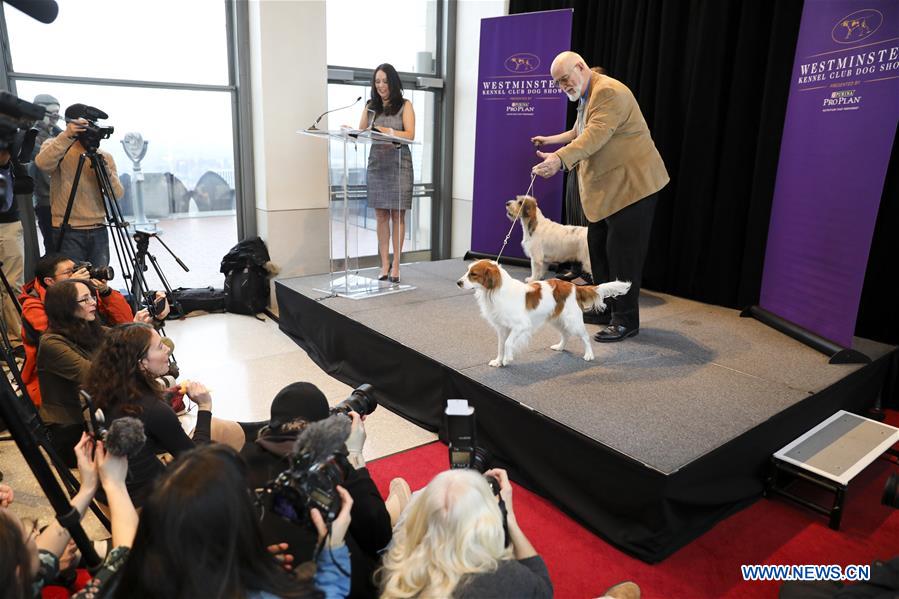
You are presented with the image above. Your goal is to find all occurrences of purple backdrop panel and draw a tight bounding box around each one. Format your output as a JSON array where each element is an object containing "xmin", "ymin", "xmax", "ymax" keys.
[
  {"xmin": 470, "ymin": 10, "xmax": 572, "ymax": 259},
  {"xmin": 760, "ymin": 0, "xmax": 899, "ymax": 348}
]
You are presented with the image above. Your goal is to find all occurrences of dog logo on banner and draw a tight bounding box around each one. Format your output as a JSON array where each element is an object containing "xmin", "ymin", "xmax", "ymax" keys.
[
  {"xmin": 505, "ymin": 53, "xmax": 540, "ymax": 73},
  {"xmin": 832, "ymin": 9, "xmax": 883, "ymax": 44}
]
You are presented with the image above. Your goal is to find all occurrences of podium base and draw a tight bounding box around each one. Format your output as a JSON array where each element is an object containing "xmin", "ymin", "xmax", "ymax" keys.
[{"xmin": 314, "ymin": 273, "xmax": 415, "ymax": 300}]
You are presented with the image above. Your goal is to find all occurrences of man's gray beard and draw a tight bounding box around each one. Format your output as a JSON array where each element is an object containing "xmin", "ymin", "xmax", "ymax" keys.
[{"xmin": 565, "ymin": 89, "xmax": 581, "ymax": 102}]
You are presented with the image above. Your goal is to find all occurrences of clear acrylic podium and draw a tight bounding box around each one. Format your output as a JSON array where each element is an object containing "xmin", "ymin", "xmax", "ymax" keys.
[{"xmin": 298, "ymin": 127, "xmax": 416, "ymax": 299}]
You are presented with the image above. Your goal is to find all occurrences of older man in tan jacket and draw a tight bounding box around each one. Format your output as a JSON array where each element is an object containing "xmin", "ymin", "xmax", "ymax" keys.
[{"xmin": 533, "ymin": 51, "xmax": 669, "ymax": 342}]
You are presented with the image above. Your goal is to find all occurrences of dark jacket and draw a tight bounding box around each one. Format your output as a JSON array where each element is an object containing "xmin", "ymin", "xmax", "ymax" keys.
[
  {"xmin": 107, "ymin": 392, "xmax": 211, "ymax": 506},
  {"xmin": 36, "ymin": 331, "xmax": 95, "ymax": 425},
  {"xmin": 241, "ymin": 434, "xmax": 392, "ymax": 599}
]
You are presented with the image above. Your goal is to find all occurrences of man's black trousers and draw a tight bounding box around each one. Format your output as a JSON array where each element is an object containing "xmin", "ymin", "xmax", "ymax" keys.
[{"xmin": 587, "ymin": 194, "xmax": 657, "ymax": 330}]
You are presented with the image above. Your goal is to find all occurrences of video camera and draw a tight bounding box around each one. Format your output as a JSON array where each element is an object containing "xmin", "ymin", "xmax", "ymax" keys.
[
  {"xmin": 65, "ymin": 104, "xmax": 114, "ymax": 152},
  {"xmin": 0, "ymin": 92, "xmax": 45, "ymax": 202},
  {"xmin": 260, "ymin": 415, "xmax": 351, "ymax": 527},
  {"xmin": 445, "ymin": 399, "xmax": 500, "ymax": 495},
  {"xmin": 75, "ymin": 261, "xmax": 114, "ymax": 281},
  {"xmin": 0, "ymin": 91, "xmax": 45, "ymax": 151}
]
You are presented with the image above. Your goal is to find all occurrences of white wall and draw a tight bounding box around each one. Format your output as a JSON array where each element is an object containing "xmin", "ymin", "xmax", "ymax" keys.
[
  {"xmin": 248, "ymin": 0, "xmax": 330, "ymax": 282},
  {"xmin": 451, "ymin": 0, "xmax": 509, "ymax": 257}
]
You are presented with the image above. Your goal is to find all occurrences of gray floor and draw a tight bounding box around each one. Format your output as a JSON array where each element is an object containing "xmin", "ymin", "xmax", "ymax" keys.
[{"xmin": 281, "ymin": 258, "xmax": 895, "ymax": 474}]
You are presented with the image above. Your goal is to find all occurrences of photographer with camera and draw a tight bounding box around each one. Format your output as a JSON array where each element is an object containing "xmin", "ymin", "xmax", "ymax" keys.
[
  {"xmin": 99, "ymin": 443, "xmax": 351, "ymax": 599},
  {"xmin": 34, "ymin": 109, "xmax": 124, "ymax": 266},
  {"xmin": 84, "ymin": 323, "xmax": 245, "ymax": 506},
  {"xmin": 27, "ymin": 94, "xmax": 62, "ymax": 253},
  {"xmin": 0, "ymin": 433, "xmax": 138, "ymax": 599},
  {"xmin": 19, "ymin": 253, "xmax": 161, "ymax": 408},
  {"xmin": 0, "ymin": 146, "xmax": 26, "ymax": 355},
  {"xmin": 242, "ymin": 382, "xmax": 401, "ymax": 599},
  {"xmin": 378, "ymin": 468, "xmax": 552, "ymax": 599}
]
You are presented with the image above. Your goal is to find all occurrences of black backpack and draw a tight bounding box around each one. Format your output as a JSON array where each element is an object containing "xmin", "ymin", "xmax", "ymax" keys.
[{"xmin": 220, "ymin": 237, "xmax": 272, "ymax": 315}]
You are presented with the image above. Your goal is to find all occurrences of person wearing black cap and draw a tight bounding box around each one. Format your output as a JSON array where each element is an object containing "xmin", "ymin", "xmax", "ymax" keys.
[
  {"xmin": 240, "ymin": 382, "xmax": 406, "ymax": 599},
  {"xmin": 29, "ymin": 94, "xmax": 62, "ymax": 252}
]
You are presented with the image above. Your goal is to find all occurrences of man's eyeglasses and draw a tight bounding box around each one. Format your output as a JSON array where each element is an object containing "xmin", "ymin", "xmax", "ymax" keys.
[
  {"xmin": 553, "ymin": 65, "xmax": 578, "ymax": 87},
  {"xmin": 54, "ymin": 267, "xmax": 76, "ymax": 278},
  {"xmin": 76, "ymin": 295, "xmax": 97, "ymax": 305}
]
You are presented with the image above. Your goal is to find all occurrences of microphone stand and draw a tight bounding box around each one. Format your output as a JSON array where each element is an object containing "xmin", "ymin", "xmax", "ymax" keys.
[{"xmin": 307, "ymin": 96, "xmax": 362, "ymax": 131}]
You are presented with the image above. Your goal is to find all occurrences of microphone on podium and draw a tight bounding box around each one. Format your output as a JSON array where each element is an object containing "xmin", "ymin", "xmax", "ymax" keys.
[{"xmin": 308, "ymin": 96, "xmax": 362, "ymax": 131}]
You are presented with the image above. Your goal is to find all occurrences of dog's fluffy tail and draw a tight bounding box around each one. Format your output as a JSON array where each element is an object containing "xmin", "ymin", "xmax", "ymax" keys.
[{"xmin": 574, "ymin": 280, "xmax": 631, "ymax": 312}]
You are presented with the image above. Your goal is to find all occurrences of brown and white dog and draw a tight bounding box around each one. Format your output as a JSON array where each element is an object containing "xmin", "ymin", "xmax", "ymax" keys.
[
  {"xmin": 457, "ymin": 260, "xmax": 630, "ymax": 366},
  {"xmin": 505, "ymin": 195, "xmax": 591, "ymax": 283}
]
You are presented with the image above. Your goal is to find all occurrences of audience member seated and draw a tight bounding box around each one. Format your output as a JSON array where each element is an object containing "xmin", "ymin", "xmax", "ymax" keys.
[
  {"xmin": 379, "ymin": 468, "xmax": 553, "ymax": 599},
  {"xmin": 37, "ymin": 279, "xmax": 118, "ymax": 466},
  {"xmin": 19, "ymin": 253, "xmax": 166, "ymax": 408},
  {"xmin": 83, "ymin": 323, "xmax": 244, "ymax": 506},
  {"xmin": 107, "ymin": 444, "xmax": 352, "ymax": 599},
  {"xmin": 0, "ymin": 434, "xmax": 137, "ymax": 599},
  {"xmin": 241, "ymin": 381, "xmax": 402, "ymax": 599}
]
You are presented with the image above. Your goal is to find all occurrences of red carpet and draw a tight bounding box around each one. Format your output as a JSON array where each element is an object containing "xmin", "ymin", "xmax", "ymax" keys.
[{"xmin": 368, "ymin": 422, "xmax": 899, "ymax": 599}]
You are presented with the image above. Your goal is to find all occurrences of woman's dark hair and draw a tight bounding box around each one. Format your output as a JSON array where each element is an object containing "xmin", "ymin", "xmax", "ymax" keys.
[
  {"xmin": 84, "ymin": 323, "xmax": 161, "ymax": 415},
  {"xmin": 0, "ymin": 510, "xmax": 31, "ymax": 599},
  {"xmin": 112, "ymin": 445, "xmax": 320, "ymax": 599},
  {"xmin": 368, "ymin": 63, "xmax": 405, "ymax": 117},
  {"xmin": 44, "ymin": 279, "xmax": 106, "ymax": 353}
]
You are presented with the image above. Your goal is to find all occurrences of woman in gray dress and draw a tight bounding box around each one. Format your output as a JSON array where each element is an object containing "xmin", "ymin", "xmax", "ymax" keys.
[{"xmin": 359, "ymin": 63, "xmax": 415, "ymax": 284}]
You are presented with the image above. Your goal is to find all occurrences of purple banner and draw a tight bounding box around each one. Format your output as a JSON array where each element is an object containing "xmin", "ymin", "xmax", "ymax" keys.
[
  {"xmin": 760, "ymin": 0, "xmax": 899, "ymax": 348},
  {"xmin": 470, "ymin": 10, "xmax": 572, "ymax": 259}
]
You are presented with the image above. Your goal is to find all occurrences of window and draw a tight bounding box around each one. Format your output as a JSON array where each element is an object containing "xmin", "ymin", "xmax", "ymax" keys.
[
  {"xmin": 2, "ymin": 0, "xmax": 241, "ymax": 288},
  {"xmin": 323, "ymin": 0, "xmax": 448, "ymax": 267},
  {"xmin": 4, "ymin": 0, "xmax": 229, "ymax": 85},
  {"xmin": 326, "ymin": 0, "xmax": 439, "ymax": 74}
]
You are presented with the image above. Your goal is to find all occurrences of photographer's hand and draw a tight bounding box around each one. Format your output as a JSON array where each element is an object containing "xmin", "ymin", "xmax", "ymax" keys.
[
  {"xmin": 74, "ymin": 433, "xmax": 99, "ymax": 495},
  {"xmin": 266, "ymin": 542, "xmax": 294, "ymax": 572},
  {"xmin": 65, "ymin": 118, "xmax": 88, "ymax": 140},
  {"xmin": 133, "ymin": 309, "xmax": 153, "ymax": 324},
  {"xmin": 0, "ymin": 483, "xmax": 14, "ymax": 508},
  {"xmin": 90, "ymin": 278, "xmax": 109, "ymax": 294},
  {"xmin": 185, "ymin": 381, "xmax": 212, "ymax": 411},
  {"xmin": 35, "ymin": 434, "xmax": 99, "ymax": 559},
  {"xmin": 154, "ymin": 291, "xmax": 171, "ymax": 320},
  {"xmin": 96, "ymin": 442, "xmax": 139, "ymax": 548},
  {"xmin": 310, "ymin": 486, "xmax": 353, "ymax": 549},
  {"xmin": 484, "ymin": 468, "xmax": 538, "ymax": 560},
  {"xmin": 71, "ymin": 266, "xmax": 90, "ymax": 281},
  {"xmin": 345, "ymin": 412, "xmax": 366, "ymax": 468}
]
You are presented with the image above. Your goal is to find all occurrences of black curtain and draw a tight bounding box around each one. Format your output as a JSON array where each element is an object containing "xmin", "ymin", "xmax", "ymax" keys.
[{"xmin": 508, "ymin": 0, "xmax": 898, "ymax": 359}]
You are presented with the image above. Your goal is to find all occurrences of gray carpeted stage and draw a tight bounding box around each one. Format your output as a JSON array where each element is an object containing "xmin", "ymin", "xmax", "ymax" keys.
[{"xmin": 278, "ymin": 258, "xmax": 894, "ymax": 475}]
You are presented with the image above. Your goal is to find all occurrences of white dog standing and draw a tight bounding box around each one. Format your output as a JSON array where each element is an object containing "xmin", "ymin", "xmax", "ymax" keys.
[
  {"xmin": 505, "ymin": 195, "xmax": 591, "ymax": 283},
  {"xmin": 457, "ymin": 260, "xmax": 630, "ymax": 367}
]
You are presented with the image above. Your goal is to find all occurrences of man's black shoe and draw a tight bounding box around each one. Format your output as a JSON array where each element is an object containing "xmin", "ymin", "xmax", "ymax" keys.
[
  {"xmin": 594, "ymin": 324, "xmax": 638, "ymax": 342},
  {"xmin": 582, "ymin": 310, "xmax": 612, "ymax": 325}
]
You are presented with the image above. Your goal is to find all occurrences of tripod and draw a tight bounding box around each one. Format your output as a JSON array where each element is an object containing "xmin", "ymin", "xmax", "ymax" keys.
[
  {"xmin": 0, "ymin": 263, "xmax": 109, "ymax": 567},
  {"xmin": 54, "ymin": 143, "xmax": 183, "ymax": 320},
  {"xmin": 132, "ymin": 230, "xmax": 189, "ymax": 320}
]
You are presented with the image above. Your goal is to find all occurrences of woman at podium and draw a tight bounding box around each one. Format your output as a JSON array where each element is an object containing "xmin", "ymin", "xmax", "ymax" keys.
[{"xmin": 359, "ymin": 63, "xmax": 416, "ymax": 284}]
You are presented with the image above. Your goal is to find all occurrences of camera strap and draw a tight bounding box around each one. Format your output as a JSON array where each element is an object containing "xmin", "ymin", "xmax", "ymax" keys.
[{"xmin": 497, "ymin": 497, "xmax": 511, "ymax": 548}]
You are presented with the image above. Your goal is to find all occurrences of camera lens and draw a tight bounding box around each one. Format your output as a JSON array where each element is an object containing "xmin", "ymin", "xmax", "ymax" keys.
[
  {"xmin": 331, "ymin": 383, "xmax": 377, "ymax": 417},
  {"xmin": 89, "ymin": 265, "xmax": 114, "ymax": 281}
]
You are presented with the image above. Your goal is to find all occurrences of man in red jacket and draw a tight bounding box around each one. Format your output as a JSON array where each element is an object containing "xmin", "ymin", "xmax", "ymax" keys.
[{"xmin": 18, "ymin": 253, "xmax": 152, "ymax": 407}]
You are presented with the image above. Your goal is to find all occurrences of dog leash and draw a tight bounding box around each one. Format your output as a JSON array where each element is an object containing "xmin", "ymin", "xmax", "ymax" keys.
[{"xmin": 495, "ymin": 173, "xmax": 537, "ymax": 263}]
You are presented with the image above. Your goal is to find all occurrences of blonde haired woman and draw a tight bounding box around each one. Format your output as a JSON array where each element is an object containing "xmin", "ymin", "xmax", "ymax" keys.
[{"xmin": 379, "ymin": 468, "xmax": 552, "ymax": 598}]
